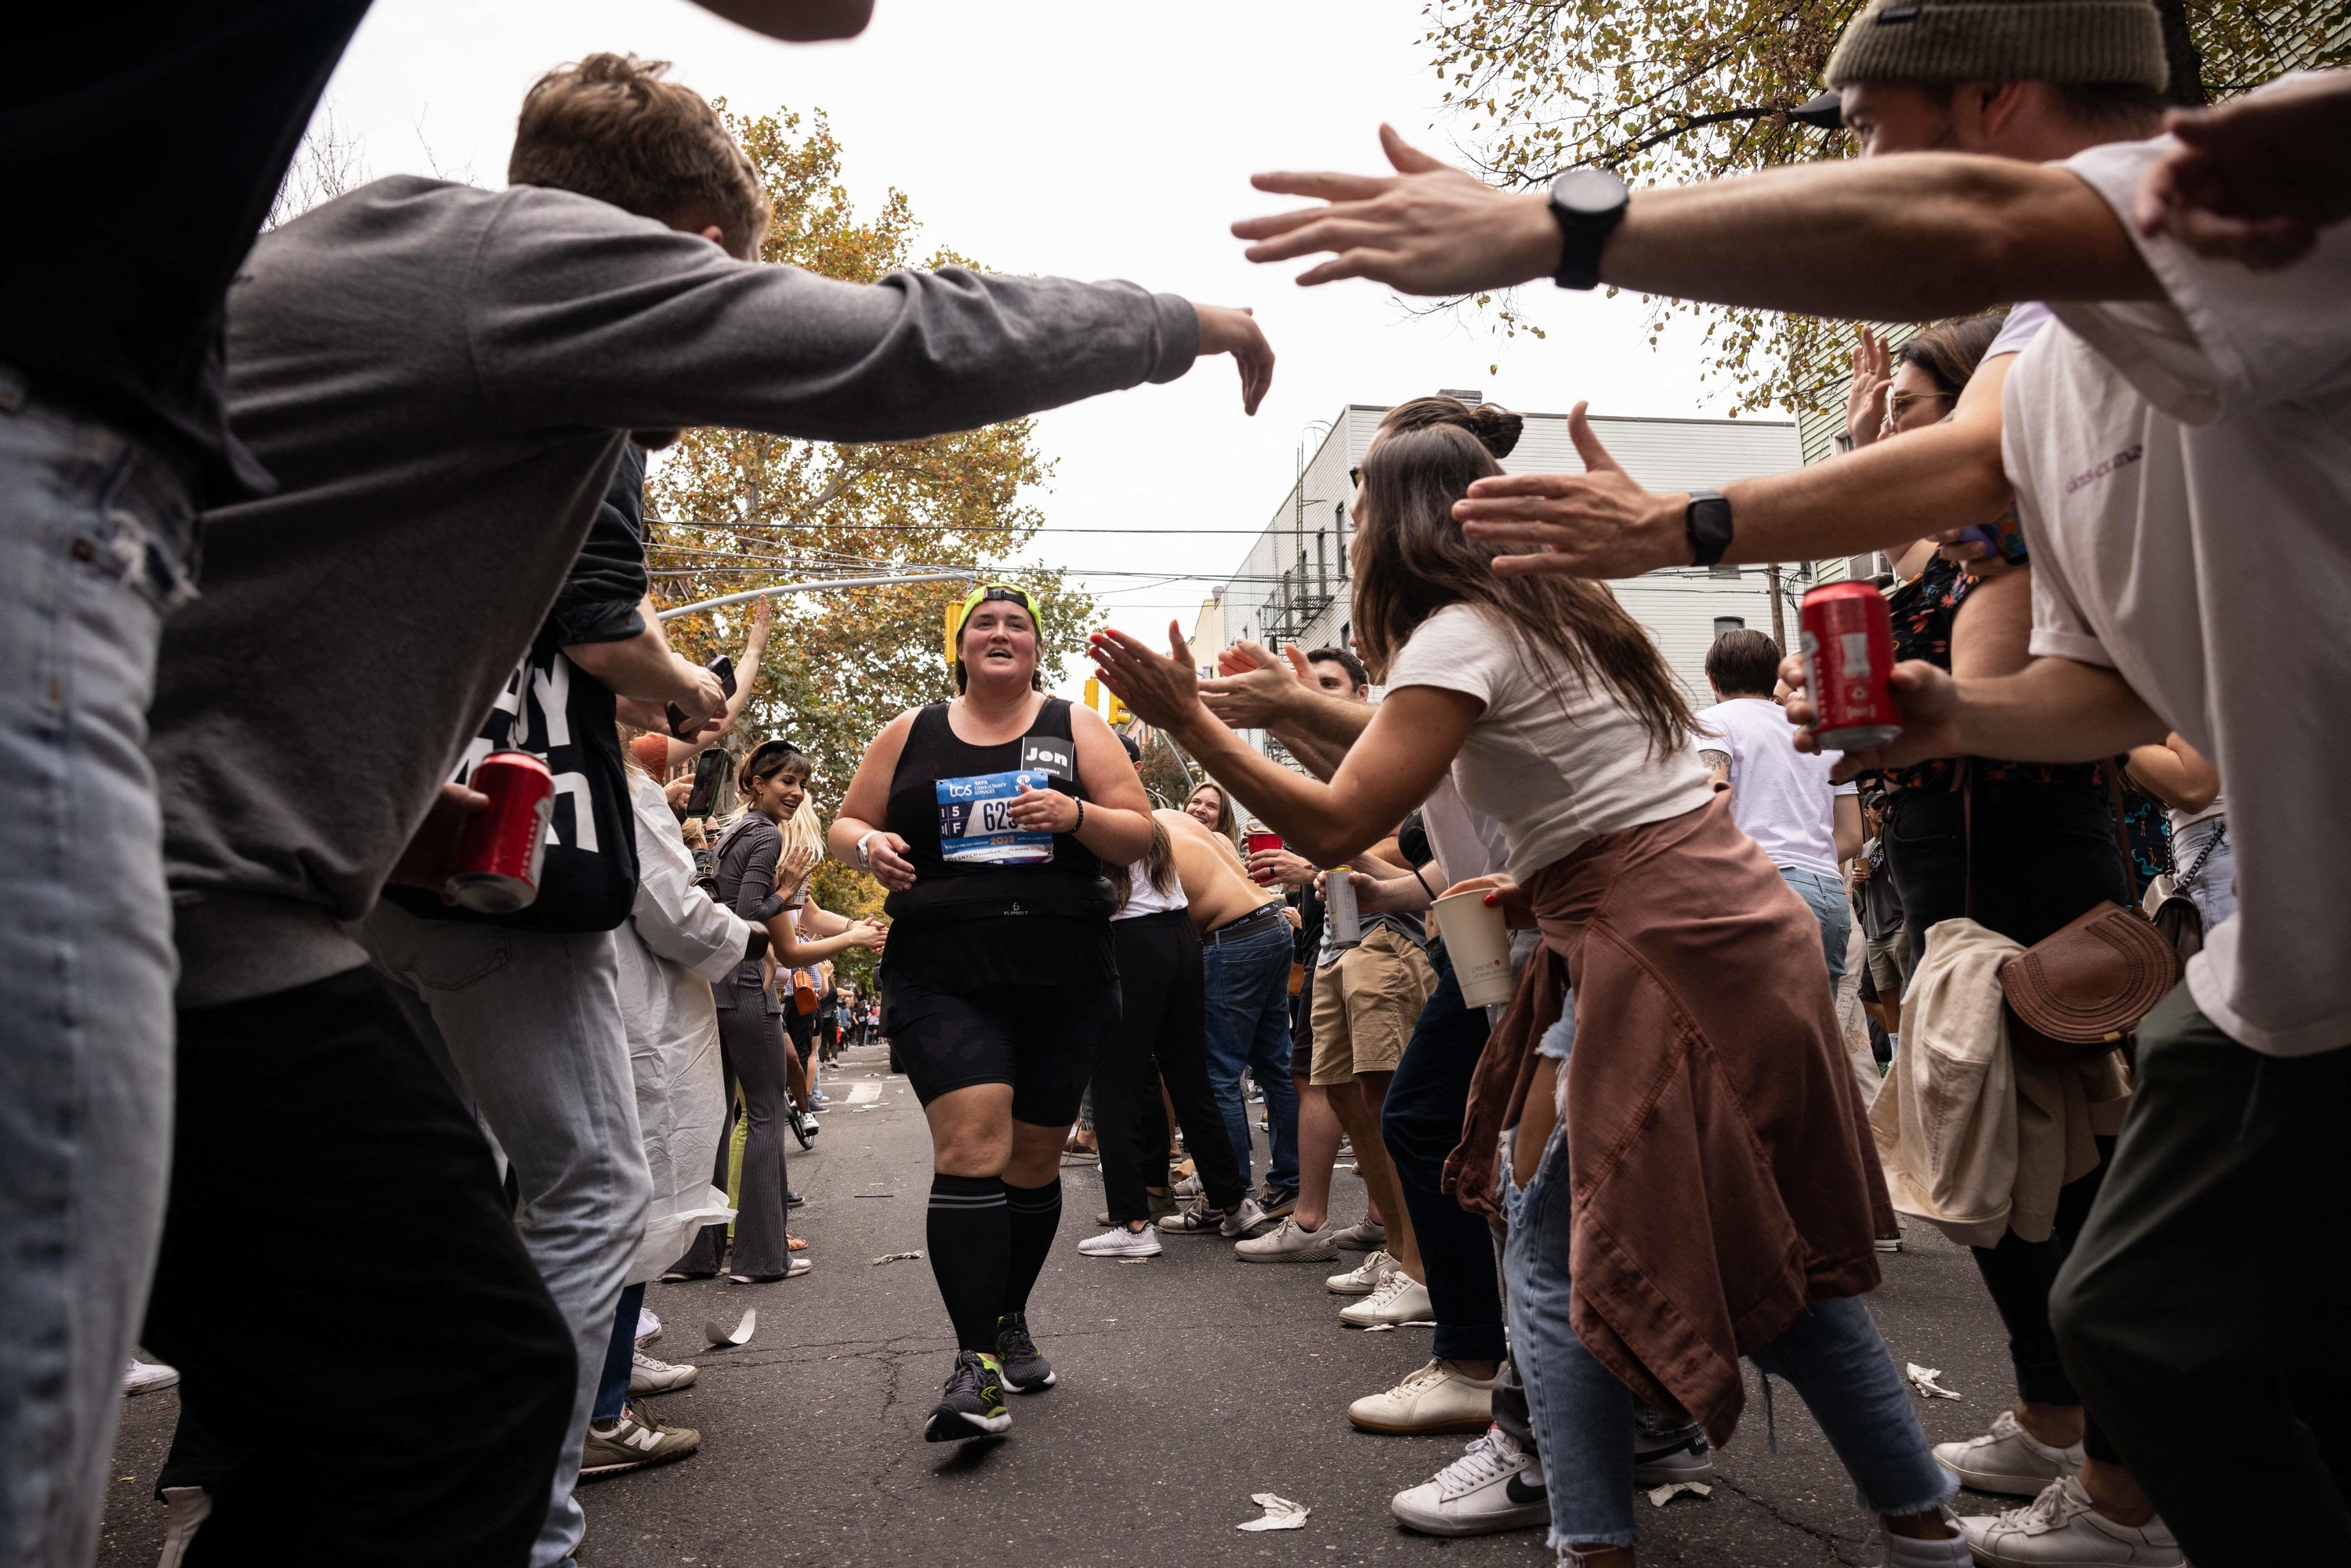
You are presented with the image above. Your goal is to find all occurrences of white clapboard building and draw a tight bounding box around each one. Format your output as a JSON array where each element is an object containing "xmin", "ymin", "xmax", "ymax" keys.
[{"xmin": 1192, "ymin": 400, "xmax": 1807, "ymax": 751}]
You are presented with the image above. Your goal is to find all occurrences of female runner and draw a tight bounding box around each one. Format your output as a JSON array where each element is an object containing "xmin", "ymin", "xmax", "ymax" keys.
[{"xmin": 829, "ymin": 585, "xmax": 1151, "ymax": 1441}]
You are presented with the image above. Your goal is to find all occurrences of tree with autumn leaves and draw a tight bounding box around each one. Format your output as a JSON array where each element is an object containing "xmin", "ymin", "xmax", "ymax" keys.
[
  {"xmin": 649, "ymin": 104, "xmax": 1096, "ymax": 990},
  {"xmin": 1418, "ymin": 0, "xmax": 2347, "ymax": 415}
]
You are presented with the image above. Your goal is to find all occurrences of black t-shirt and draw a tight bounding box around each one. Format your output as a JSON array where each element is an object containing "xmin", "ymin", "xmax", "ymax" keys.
[
  {"xmin": 3, "ymin": 2, "xmax": 374, "ymax": 500},
  {"xmin": 382, "ymin": 447, "xmax": 647, "ymax": 931}
]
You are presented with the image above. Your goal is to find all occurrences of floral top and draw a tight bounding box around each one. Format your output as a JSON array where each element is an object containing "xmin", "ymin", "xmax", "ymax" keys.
[{"xmin": 1882, "ymin": 554, "xmax": 2106, "ymax": 795}]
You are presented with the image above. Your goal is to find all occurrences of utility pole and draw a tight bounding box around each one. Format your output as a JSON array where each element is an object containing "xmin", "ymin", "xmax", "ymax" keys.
[{"xmin": 1766, "ymin": 563, "xmax": 1786, "ymax": 650}]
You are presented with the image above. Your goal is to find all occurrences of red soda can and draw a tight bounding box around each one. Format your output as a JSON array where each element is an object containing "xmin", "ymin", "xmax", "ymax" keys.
[
  {"xmin": 1799, "ymin": 581, "xmax": 1903, "ymax": 751},
  {"xmin": 448, "ymin": 751, "xmax": 555, "ymax": 913}
]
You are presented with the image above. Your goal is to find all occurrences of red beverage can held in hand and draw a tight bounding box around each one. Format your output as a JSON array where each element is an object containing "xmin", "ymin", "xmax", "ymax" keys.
[
  {"xmin": 449, "ymin": 751, "xmax": 556, "ymax": 913},
  {"xmin": 1799, "ymin": 581, "xmax": 1903, "ymax": 752},
  {"xmin": 1244, "ymin": 819, "xmax": 1284, "ymax": 883}
]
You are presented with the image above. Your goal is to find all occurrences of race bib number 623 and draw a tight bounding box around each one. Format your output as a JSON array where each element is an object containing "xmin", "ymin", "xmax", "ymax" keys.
[{"xmin": 936, "ymin": 770, "xmax": 1055, "ymax": 864}]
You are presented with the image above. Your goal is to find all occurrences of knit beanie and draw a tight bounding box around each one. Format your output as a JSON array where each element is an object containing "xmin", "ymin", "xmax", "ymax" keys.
[{"xmin": 1824, "ymin": 0, "xmax": 2168, "ymax": 92}]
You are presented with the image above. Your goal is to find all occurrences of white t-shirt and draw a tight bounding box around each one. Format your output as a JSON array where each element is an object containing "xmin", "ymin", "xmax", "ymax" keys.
[
  {"xmin": 2004, "ymin": 100, "xmax": 2351, "ymax": 1058},
  {"xmin": 1385, "ymin": 603, "xmax": 1713, "ymax": 879},
  {"xmin": 1694, "ymin": 697, "xmax": 1856, "ymax": 878},
  {"xmin": 1986, "ymin": 300, "xmax": 2054, "ymax": 360}
]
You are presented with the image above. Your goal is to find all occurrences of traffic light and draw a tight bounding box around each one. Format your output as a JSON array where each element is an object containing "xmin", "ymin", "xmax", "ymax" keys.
[
  {"xmin": 1084, "ymin": 675, "xmax": 1101, "ymax": 714},
  {"xmin": 1107, "ymin": 693, "xmax": 1132, "ymax": 726}
]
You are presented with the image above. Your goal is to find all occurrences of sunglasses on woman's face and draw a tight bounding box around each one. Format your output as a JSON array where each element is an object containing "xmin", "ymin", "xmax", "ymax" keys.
[{"xmin": 1882, "ymin": 391, "xmax": 1954, "ymax": 426}]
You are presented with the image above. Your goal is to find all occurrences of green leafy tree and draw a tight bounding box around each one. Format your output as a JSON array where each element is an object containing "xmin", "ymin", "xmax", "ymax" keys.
[
  {"xmin": 648, "ymin": 103, "xmax": 1098, "ymax": 943},
  {"xmin": 1421, "ymin": 0, "xmax": 2346, "ymax": 414}
]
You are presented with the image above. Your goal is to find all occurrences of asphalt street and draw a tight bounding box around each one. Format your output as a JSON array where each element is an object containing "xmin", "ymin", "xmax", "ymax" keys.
[{"xmin": 99, "ymin": 1041, "xmax": 2026, "ymax": 1567}]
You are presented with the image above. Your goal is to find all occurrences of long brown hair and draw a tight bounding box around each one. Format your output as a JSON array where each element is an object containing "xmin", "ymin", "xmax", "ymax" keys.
[
  {"xmin": 1114, "ymin": 817, "xmax": 1179, "ymax": 914},
  {"xmin": 1186, "ymin": 781, "xmax": 1237, "ymax": 842},
  {"xmin": 1900, "ymin": 313, "xmax": 2007, "ymax": 400},
  {"xmin": 1350, "ymin": 423, "xmax": 1694, "ymax": 758}
]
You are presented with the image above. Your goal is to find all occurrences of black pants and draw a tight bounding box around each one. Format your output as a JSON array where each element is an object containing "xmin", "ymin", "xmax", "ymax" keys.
[
  {"xmin": 1884, "ymin": 779, "xmax": 2130, "ymax": 1444},
  {"xmin": 676, "ymin": 1001, "xmax": 793, "ymax": 1277},
  {"xmin": 1381, "ymin": 943, "xmax": 1508, "ymax": 1364},
  {"xmin": 144, "ymin": 968, "xmax": 574, "ymax": 1566},
  {"xmin": 1095, "ymin": 910, "xmax": 1248, "ymax": 1220},
  {"xmin": 2053, "ymin": 987, "xmax": 2351, "ymax": 1564}
]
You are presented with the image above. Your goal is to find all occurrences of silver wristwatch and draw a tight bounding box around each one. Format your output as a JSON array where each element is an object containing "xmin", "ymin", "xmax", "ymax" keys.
[{"xmin": 855, "ymin": 830, "xmax": 878, "ymax": 870}]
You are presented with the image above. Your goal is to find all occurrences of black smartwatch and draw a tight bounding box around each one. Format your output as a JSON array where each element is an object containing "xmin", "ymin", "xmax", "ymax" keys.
[
  {"xmin": 1547, "ymin": 166, "xmax": 1630, "ymax": 291},
  {"xmin": 1685, "ymin": 489, "xmax": 1733, "ymax": 567}
]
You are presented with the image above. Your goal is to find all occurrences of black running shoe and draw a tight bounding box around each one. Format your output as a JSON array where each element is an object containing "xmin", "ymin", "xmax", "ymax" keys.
[
  {"xmin": 994, "ymin": 1313, "xmax": 1056, "ymax": 1393},
  {"xmin": 923, "ymin": 1350, "xmax": 1010, "ymax": 1442}
]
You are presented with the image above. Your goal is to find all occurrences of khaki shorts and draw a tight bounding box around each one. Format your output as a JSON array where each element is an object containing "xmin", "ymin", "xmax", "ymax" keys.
[{"xmin": 1309, "ymin": 925, "xmax": 1436, "ymax": 1085}]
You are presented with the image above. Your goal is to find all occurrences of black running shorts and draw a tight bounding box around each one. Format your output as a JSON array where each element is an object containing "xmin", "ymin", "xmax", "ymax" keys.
[{"xmin": 880, "ymin": 974, "xmax": 1119, "ymax": 1128}]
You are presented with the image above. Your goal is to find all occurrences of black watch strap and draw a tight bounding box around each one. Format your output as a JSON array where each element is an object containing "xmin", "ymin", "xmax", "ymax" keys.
[
  {"xmin": 1548, "ymin": 167, "xmax": 1629, "ymax": 291},
  {"xmin": 1685, "ymin": 489, "xmax": 1733, "ymax": 567}
]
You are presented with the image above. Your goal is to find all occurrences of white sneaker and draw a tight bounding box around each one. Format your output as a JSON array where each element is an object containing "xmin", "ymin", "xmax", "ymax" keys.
[
  {"xmin": 1172, "ymin": 1173, "xmax": 1204, "ymax": 1200},
  {"xmin": 124, "ymin": 1359, "xmax": 179, "ymax": 1396},
  {"xmin": 629, "ymin": 1349, "xmax": 699, "ymax": 1394},
  {"xmin": 1325, "ymin": 1249, "xmax": 1401, "ymax": 1296},
  {"xmin": 1329, "ymin": 1218, "xmax": 1386, "ymax": 1251},
  {"xmin": 1234, "ymin": 1215, "xmax": 1339, "ymax": 1263},
  {"xmin": 635, "ymin": 1306, "xmax": 661, "ymax": 1345},
  {"xmin": 1077, "ymin": 1224, "xmax": 1163, "ymax": 1258},
  {"xmin": 1340, "ymin": 1269, "xmax": 1433, "ymax": 1327},
  {"xmin": 1389, "ymin": 1427, "xmax": 1548, "ymax": 1537},
  {"xmin": 1934, "ymin": 1409, "xmax": 2086, "ymax": 1496},
  {"xmin": 1348, "ymin": 1357, "xmax": 1497, "ymax": 1434},
  {"xmin": 1959, "ymin": 1477, "xmax": 2183, "ymax": 1566},
  {"xmin": 1218, "ymin": 1197, "xmax": 1268, "ymax": 1238},
  {"xmin": 1631, "ymin": 1430, "xmax": 1714, "ymax": 1485}
]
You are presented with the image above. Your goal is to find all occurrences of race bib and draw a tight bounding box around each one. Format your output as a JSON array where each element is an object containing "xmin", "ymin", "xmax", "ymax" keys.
[{"xmin": 936, "ymin": 770, "xmax": 1056, "ymax": 864}]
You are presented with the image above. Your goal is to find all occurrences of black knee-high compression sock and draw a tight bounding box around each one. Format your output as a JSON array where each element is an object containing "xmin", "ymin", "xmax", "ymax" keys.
[
  {"xmin": 1001, "ymin": 1179, "xmax": 1063, "ymax": 1318},
  {"xmin": 927, "ymin": 1174, "xmax": 1009, "ymax": 1353}
]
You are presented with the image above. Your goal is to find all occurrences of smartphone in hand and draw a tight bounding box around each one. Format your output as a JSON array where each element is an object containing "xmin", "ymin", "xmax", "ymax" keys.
[
  {"xmin": 668, "ymin": 655, "xmax": 737, "ymax": 738},
  {"xmin": 683, "ymin": 745, "xmax": 730, "ymax": 818}
]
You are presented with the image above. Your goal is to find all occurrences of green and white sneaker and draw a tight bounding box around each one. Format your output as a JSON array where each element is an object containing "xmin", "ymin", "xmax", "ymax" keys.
[
  {"xmin": 581, "ymin": 1405, "xmax": 701, "ymax": 1476},
  {"xmin": 994, "ymin": 1312, "xmax": 1056, "ymax": 1392},
  {"xmin": 924, "ymin": 1350, "xmax": 1011, "ymax": 1442}
]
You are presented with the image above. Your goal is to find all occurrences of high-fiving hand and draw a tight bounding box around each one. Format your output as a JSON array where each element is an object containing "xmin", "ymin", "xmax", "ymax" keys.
[
  {"xmin": 1088, "ymin": 622, "xmax": 1208, "ymax": 737},
  {"xmin": 1233, "ymin": 125, "xmax": 1563, "ymax": 295},
  {"xmin": 1451, "ymin": 401, "xmax": 1690, "ymax": 579}
]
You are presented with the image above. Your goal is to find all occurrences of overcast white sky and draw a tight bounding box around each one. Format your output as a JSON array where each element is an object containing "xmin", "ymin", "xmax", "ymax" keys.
[{"xmin": 313, "ymin": 0, "xmax": 1748, "ymax": 666}]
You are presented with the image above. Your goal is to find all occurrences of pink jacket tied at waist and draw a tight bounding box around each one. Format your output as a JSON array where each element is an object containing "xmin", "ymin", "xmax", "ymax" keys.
[{"xmin": 1445, "ymin": 794, "xmax": 1893, "ymax": 1447}]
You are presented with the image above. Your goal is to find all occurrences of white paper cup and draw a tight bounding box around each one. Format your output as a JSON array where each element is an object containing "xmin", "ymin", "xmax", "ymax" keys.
[{"xmin": 1433, "ymin": 889, "xmax": 1514, "ymax": 1008}]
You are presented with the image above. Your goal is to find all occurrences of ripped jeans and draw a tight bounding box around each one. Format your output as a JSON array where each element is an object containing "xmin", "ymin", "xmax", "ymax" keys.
[
  {"xmin": 1498, "ymin": 1007, "xmax": 1952, "ymax": 1548},
  {"xmin": 0, "ymin": 372, "xmax": 197, "ymax": 1566}
]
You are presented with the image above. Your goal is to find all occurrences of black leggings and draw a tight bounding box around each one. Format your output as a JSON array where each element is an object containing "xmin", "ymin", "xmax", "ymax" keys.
[
  {"xmin": 1884, "ymin": 779, "xmax": 2130, "ymax": 1459},
  {"xmin": 1094, "ymin": 911, "xmax": 1249, "ymax": 1221}
]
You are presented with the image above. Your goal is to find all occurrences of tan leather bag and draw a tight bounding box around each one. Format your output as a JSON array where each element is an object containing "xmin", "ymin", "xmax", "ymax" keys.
[
  {"xmin": 1998, "ymin": 901, "xmax": 2179, "ymax": 1063},
  {"xmin": 1965, "ymin": 763, "xmax": 2179, "ymax": 1066}
]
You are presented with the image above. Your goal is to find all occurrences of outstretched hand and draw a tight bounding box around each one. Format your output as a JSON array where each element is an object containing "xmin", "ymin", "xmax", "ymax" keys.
[
  {"xmin": 1194, "ymin": 305, "xmax": 1276, "ymax": 415},
  {"xmin": 1451, "ymin": 402, "xmax": 1688, "ymax": 579},
  {"xmin": 2132, "ymin": 73, "xmax": 2351, "ymax": 270},
  {"xmin": 1846, "ymin": 326, "xmax": 1893, "ymax": 449},
  {"xmin": 1200, "ymin": 639, "xmax": 1311, "ymax": 730},
  {"xmin": 1088, "ymin": 621, "xmax": 1207, "ymax": 736},
  {"xmin": 1776, "ymin": 652, "xmax": 1965, "ymax": 782},
  {"xmin": 1233, "ymin": 125, "xmax": 1563, "ymax": 295}
]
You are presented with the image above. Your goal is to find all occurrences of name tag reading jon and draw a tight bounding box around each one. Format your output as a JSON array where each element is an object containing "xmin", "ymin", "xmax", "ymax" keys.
[{"xmin": 936, "ymin": 770, "xmax": 1055, "ymax": 864}]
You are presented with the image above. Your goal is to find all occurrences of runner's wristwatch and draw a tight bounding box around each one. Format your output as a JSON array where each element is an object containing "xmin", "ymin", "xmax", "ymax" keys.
[
  {"xmin": 855, "ymin": 829, "xmax": 878, "ymax": 870},
  {"xmin": 1547, "ymin": 167, "xmax": 1630, "ymax": 291}
]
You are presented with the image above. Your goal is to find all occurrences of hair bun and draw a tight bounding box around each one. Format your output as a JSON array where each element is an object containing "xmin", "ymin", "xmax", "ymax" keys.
[{"xmin": 1465, "ymin": 404, "xmax": 1523, "ymax": 459}]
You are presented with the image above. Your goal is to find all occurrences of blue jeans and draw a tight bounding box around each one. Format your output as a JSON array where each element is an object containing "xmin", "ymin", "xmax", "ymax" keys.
[
  {"xmin": 1781, "ymin": 865, "xmax": 1852, "ymax": 988},
  {"xmin": 1199, "ymin": 916, "xmax": 1299, "ymax": 1193},
  {"xmin": 1381, "ymin": 943, "xmax": 1507, "ymax": 1363},
  {"xmin": 366, "ymin": 905, "xmax": 651, "ymax": 1568},
  {"xmin": 594, "ymin": 1283, "xmax": 646, "ymax": 1424},
  {"xmin": 0, "ymin": 380, "xmax": 194, "ymax": 1566},
  {"xmin": 2171, "ymin": 816, "xmax": 2237, "ymax": 933},
  {"xmin": 1501, "ymin": 1010, "xmax": 1950, "ymax": 1548}
]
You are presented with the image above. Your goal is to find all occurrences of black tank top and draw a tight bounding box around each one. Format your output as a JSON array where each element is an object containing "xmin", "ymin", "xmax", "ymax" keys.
[{"xmin": 879, "ymin": 696, "xmax": 1117, "ymax": 991}]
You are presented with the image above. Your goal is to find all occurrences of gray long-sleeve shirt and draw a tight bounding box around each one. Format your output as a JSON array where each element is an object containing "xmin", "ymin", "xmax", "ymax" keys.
[{"xmin": 154, "ymin": 176, "xmax": 1197, "ymax": 1006}]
